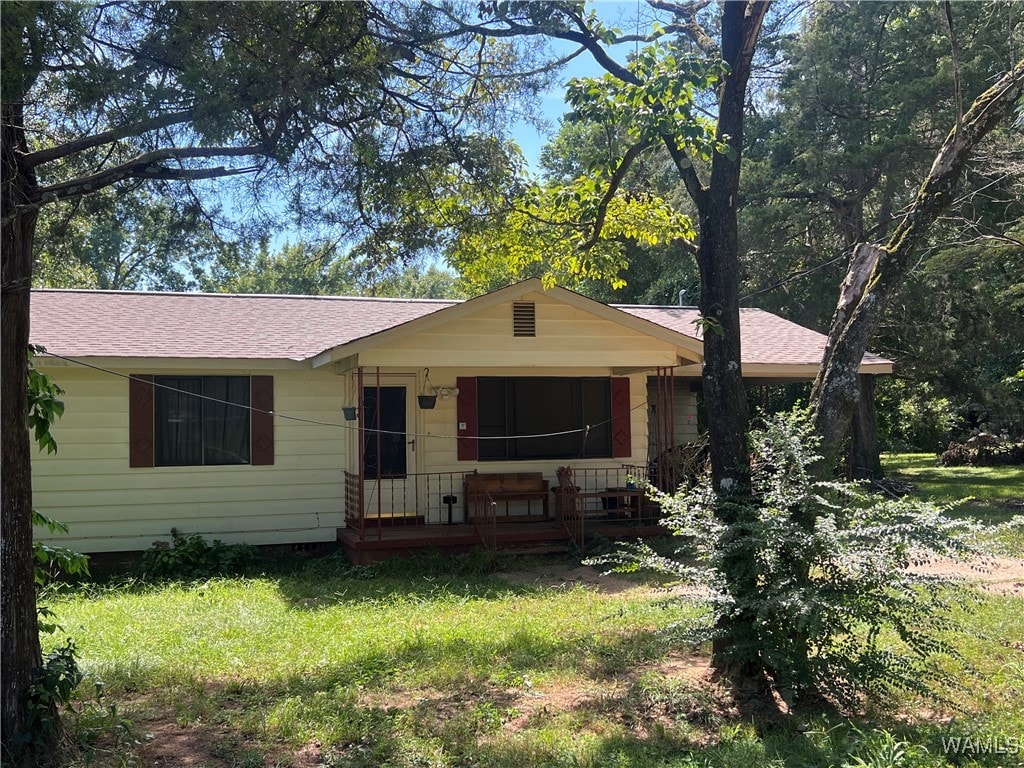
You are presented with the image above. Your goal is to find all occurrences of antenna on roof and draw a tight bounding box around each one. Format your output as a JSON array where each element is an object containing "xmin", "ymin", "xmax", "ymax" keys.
[{"xmin": 678, "ymin": 289, "xmax": 686, "ymax": 307}]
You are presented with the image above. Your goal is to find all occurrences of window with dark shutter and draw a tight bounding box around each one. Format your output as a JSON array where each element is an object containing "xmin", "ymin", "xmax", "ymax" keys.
[{"xmin": 132, "ymin": 375, "xmax": 272, "ymax": 467}]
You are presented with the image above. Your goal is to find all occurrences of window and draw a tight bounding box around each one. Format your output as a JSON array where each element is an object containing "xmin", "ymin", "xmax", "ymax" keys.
[
  {"xmin": 477, "ymin": 377, "xmax": 612, "ymax": 460},
  {"xmin": 154, "ymin": 376, "xmax": 251, "ymax": 466}
]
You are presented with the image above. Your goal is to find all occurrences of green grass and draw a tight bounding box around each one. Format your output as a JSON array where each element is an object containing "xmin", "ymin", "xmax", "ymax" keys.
[
  {"xmin": 883, "ymin": 452, "xmax": 1024, "ymax": 537},
  {"xmin": 43, "ymin": 550, "xmax": 1024, "ymax": 768},
  {"xmin": 883, "ymin": 453, "xmax": 1024, "ymax": 507}
]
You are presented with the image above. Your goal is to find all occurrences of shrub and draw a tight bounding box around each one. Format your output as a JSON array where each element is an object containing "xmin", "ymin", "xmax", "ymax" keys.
[
  {"xmin": 138, "ymin": 531, "xmax": 258, "ymax": 579},
  {"xmin": 591, "ymin": 408, "xmax": 994, "ymax": 710}
]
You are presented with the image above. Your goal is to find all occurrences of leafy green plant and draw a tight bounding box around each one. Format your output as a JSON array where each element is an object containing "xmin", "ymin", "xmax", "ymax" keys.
[
  {"xmin": 138, "ymin": 530, "xmax": 258, "ymax": 579},
  {"xmin": 591, "ymin": 408, "xmax": 997, "ymax": 710},
  {"xmin": 17, "ymin": 641, "xmax": 85, "ymax": 753}
]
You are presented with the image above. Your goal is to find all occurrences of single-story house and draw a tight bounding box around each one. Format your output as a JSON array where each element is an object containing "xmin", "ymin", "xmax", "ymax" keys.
[{"xmin": 29, "ymin": 278, "xmax": 891, "ymax": 560}]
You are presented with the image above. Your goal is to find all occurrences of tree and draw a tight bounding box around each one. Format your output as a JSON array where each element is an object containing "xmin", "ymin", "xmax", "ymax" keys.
[
  {"xmin": 739, "ymin": 1, "xmax": 1024, "ymax": 464},
  {"xmin": 200, "ymin": 239, "xmax": 464, "ymax": 298},
  {"xmin": 441, "ymin": 0, "xmax": 777, "ymax": 681},
  {"xmin": 809, "ymin": 56, "xmax": 1024, "ymax": 465},
  {"xmin": 33, "ymin": 189, "xmax": 223, "ymax": 291},
  {"xmin": 2, "ymin": 1, "xmax": 545, "ymax": 753}
]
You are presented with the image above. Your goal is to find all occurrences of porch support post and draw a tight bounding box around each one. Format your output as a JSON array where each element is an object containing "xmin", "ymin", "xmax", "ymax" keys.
[
  {"xmin": 375, "ymin": 366, "xmax": 383, "ymax": 541},
  {"xmin": 357, "ymin": 366, "xmax": 365, "ymax": 542}
]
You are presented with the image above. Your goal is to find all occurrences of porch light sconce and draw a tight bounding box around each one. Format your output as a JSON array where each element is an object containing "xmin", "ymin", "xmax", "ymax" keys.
[
  {"xmin": 342, "ymin": 406, "xmax": 358, "ymax": 421},
  {"xmin": 417, "ymin": 368, "xmax": 437, "ymax": 409},
  {"xmin": 436, "ymin": 386, "xmax": 460, "ymax": 400}
]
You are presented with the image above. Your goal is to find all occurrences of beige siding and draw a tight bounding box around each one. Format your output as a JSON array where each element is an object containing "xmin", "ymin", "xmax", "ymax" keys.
[
  {"xmin": 33, "ymin": 365, "xmax": 348, "ymax": 553},
  {"xmin": 646, "ymin": 380, "xmax": 700, "ymax": 458},
  {"xmin": 358, "ymin": 290, "xmax": 681, "ymax": 369}
]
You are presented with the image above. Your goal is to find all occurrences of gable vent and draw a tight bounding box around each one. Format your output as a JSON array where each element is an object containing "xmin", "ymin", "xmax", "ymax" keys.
[{"xmin": 512, "ymin": 302, "xmax": 536, "ymax": 337}]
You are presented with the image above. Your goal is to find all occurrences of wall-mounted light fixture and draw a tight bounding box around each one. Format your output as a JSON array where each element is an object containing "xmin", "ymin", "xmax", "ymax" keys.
[{"xmin": 436, "ymin": 386, "xmax": 461, "ymax": 400}]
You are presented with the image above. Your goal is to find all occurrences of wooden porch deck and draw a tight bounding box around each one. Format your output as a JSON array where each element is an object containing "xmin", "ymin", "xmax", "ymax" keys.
[{"xmin": 337, "ymin": 518, "xmax": 666, "ymax": 563}]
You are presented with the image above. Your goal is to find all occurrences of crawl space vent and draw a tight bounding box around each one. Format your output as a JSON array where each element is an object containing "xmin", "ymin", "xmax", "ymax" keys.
[{"xmin": 512, "ymin": 302, "xmax": 536, "ymax": 337}]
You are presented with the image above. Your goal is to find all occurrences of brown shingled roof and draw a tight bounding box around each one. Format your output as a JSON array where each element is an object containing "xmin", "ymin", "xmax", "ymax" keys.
[
  {"xmin": 31, "ymin": 290, "xmax": 455, "ymax": 360},
  {"xmin": 29, "ymin": 287, "xmax": 891, "ymax": 369},
  {"xmin": 616, "ymin": 305, "xmax": 891, "ymax": 367}
]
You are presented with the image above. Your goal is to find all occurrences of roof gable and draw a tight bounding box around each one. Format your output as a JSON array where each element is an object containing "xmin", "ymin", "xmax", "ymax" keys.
[{"xmin": 309, "ymin": 279, "xmax": 705, "ymax": 367}]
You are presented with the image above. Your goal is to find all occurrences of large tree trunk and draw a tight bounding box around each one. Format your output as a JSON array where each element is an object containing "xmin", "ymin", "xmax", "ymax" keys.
[
  {"xmin": 811, "ymin": 59, "xmax": 1024, "ymax": 465},
  {"xmin": 1, "ymin": 103, "xmax": 47, "ymax": 757},
  {"xmin": 849, "ymin": 374, "xmax": 883, "ymax": 480},
  {"xmin": 693, "ymin": 0, "xmax": 769, "ymax": 679}
]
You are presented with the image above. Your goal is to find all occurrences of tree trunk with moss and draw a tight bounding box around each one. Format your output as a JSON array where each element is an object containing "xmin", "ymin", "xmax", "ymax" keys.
[{"xmin": 811, "ymin": 59, "xmax": 1024, "ymax": 465}]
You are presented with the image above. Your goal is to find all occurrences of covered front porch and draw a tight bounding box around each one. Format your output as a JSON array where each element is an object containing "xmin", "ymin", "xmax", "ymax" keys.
[
  {"xmin": 336, "ymin": 363, "xmax": 693, "ymax": 561},
  {"xmin": 338, "ymin": 465, "xmax": 669, "ymax": 562}
]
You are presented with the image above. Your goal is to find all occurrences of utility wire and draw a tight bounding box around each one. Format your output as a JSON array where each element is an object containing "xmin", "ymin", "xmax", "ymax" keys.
[
  {"xmin": 740, "ymin": 253, "xmax": 847, "ymax": 303},
  {"xmin": 41, "ymin": 351, "xmax": 652, "ymax": 442}
]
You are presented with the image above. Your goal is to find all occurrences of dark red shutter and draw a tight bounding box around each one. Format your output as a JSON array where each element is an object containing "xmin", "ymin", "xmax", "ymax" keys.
[
  {"xmin": 610, "ymin": 377, "xmax": 631, "ymax": 458},
  {"xmin": 250, "ymin": 375, "xmax": 274, "ymax": 466},
  {"xmin": 456, "ymin": 376, "xmax": 478, "ymax": 461},
  {"xmin": 129, "ymin": 374, "xmax": 155, "ymax": 467}
]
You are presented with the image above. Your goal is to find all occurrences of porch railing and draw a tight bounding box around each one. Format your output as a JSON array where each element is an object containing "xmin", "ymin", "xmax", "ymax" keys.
[
  {"xmin": 344, "ymin": 471, "xmax": 364, "ymax": 539},
  {"xmin": 564, "ymin": 465, "xmax": 663, "ymax": 527},
  {"xmin": 343, "ymin": 465, "xmax": 664, "ymax": 544},
  {"xmin": 470, "ymin": 490, "xmax": 498, "ymax": 552}
]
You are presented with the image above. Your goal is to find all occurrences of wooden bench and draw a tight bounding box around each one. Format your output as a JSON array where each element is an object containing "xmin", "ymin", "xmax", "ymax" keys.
[{"xmin": 464, "ymin": 471, "xmax": 550, "ymax": 522}]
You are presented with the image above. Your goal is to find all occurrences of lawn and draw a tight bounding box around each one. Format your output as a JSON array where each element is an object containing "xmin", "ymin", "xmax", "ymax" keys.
[
  {"xmin": 883, "ymin": 453, "xmax": 1024, "ymax": 559},
  {"xmin": 882, "ymin": 453, "xmax": 1024, "ymax": 512},
  {"xmin": 44, "ymin": 545, "xmax": 1024, "ymax": 768}
]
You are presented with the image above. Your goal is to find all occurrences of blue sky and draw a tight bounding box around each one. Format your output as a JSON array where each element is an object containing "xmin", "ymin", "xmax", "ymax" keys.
[{"xmin": 511, "ymin": 2, "xmax": 649, "ymax": 173}]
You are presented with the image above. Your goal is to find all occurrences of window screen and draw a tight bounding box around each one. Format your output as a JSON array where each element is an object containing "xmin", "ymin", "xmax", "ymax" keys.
[{"xmin": 155, "ymin": 376, "xmax": 250, "ymax": 466}]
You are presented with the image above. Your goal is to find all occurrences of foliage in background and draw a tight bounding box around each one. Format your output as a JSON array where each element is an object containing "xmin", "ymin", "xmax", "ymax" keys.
[
  {"xmin": 137, "ymin": 532, "xmax": 258, "ymax": 581},
  {"xmin": 450, "ymin": 33, "xmax": 727, "ymax": 293},
  {"xmin": 593, "ymin": 409, "xmax": 990, "ymax": 709},
  {"xmin": 875, "ymin": 379, "xmax": 958, "ymax": 453},
  {"xmin": 741, "ymin": 1, "xmax": 1024, "ymax": 438},
  {"xmin": 199, "ymin": 239, "xmax": 464, "ymax": 298}
]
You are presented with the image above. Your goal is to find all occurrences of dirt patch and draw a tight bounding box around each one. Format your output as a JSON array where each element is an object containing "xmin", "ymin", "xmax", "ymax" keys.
[
  {"xmin": 134, "ymin": 717, "xmax": 233, "ymax": 767},
  {"xmin": 502, "ymin": 557, "xmax": 1024, "ymax": 599},
  {"xmin": 909, "ymin": 555, "xmax": 1024, "ymax": 596}
]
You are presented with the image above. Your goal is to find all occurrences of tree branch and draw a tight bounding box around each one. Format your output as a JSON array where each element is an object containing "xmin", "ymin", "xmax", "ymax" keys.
[
  {"xmin": 649, "ymin": 0, "xmax": 719, "ymax": 56},
  {"xmin": 580, "ymin": 140, "xmax": 655, "ymax": 250},
  {"xmin": 32, "ymin": 145, "xmax": 267, "ymax": 204},
  {"xmin": 20, "ymin": 110, "xmax": 194, "ymax": 167}
]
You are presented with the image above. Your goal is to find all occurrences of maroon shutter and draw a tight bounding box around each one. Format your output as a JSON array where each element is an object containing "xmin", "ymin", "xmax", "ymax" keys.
[
  {"xmin": 456, "ymin": 376, "xmax": 477, "ymax": 461},
  {"xmin": 129, "ymin": 374, "xmax": 155, "ymax": 467},
  {"xmin": 610, "ymin": 377, "xmax": 631, "ymax": 458},
  {"xmin": 250, "ymin": 375, "xmax": 274, "ymax": 466}
]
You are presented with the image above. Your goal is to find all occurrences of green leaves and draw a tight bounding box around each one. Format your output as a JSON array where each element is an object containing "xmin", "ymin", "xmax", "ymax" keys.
[
  {"xmin": 564, "ymin": 41, "xmax": 726, "ymax": 157},
  {"xmin": 27, "ymin": 345, "xmax": 64, "ymax": 455},
  {"xmin": 451, "ymin": 177, "xmax": 694, "ymax": 292},
  {"xmin": 594, "ymin": 408, "xmax": 999, "ymax": 709}
]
